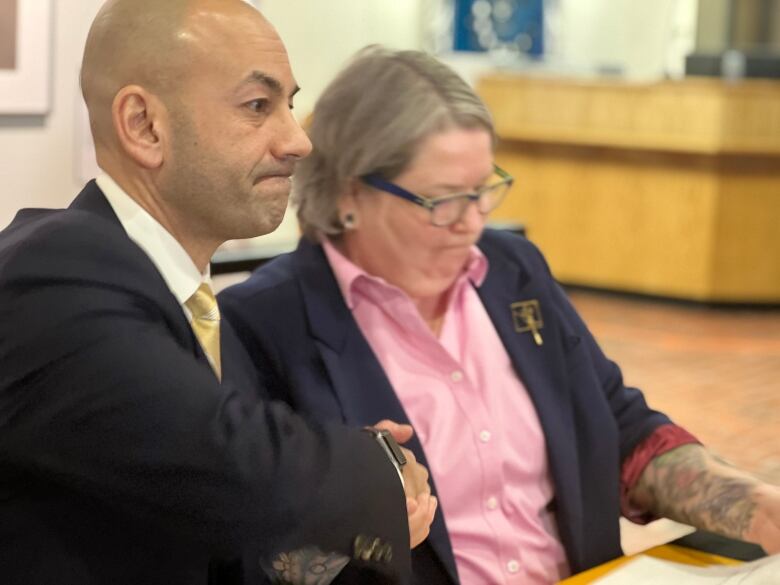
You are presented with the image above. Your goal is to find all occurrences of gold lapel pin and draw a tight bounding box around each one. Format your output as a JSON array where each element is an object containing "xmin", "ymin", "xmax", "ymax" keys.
[{"xmin": 510, "ymin": 299, "xmax": 544, "ymax": 346}]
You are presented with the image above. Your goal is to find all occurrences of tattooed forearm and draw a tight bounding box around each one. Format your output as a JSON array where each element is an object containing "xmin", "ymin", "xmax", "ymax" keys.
[{"xmin": 630, "ymin": 444, "xmax": 760, "ymax": 539}]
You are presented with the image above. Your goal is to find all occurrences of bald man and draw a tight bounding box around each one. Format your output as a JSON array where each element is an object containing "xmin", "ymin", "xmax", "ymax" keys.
[{"xmin": 0, "ymin": 1, "xmax": 436, "ymax": 584}]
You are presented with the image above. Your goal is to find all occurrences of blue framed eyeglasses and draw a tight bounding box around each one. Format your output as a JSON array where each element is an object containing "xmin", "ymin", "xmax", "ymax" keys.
[{"xmin": 360, "ymin": 164, "xmax": 514, "ymax": 227}]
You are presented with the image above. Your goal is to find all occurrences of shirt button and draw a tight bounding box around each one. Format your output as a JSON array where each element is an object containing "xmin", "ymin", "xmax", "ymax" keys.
[
  {"xmin": 486, "ymin": 497, "xmax": 498, "ymax": 510},
  {"xmin": 507, "ymin": 560, "xmax": 520, "ymax": 574},
  {"xmin": 450, "ymin": 370, "xmax": 463, "ymax": 382},
  {"xmin": 479, "ymin": 430, "xmax": 491, "ymax": 443}
]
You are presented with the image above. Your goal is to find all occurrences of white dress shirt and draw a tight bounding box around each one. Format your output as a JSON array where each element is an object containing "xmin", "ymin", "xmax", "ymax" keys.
[{"xmin": 96, "ymin": 174, "xmax": 208, "ymax": 315}]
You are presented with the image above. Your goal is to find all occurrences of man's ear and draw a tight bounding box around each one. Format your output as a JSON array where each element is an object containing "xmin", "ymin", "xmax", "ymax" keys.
[{"xmin": 111, "ymin": 85, "xmax": 168, "ymax": 169}]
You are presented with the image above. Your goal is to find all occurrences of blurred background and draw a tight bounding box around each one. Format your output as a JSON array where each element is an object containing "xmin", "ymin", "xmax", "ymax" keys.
[{"xmin": 1, "ymin": 0, "xmax": 778, "ymax": 546}]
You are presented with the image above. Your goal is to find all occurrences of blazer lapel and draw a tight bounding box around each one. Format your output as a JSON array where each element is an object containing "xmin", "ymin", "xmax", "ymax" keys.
[
  {"xmin": 476, "ymin": 237, "xmax": 584, "ymax": 565},
  {"xmin": 293, "ymin": 240, "xmax": 460, "ymax": 584},
  {"xmin": 69, "ymin": 180, "xmax": 212, "ymax": 375}
]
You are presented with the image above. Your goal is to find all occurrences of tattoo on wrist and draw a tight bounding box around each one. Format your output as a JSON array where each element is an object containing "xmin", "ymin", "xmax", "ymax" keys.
[{"xmin": 634, "ymin": 445, "xmax": 758, "ymax": 539}]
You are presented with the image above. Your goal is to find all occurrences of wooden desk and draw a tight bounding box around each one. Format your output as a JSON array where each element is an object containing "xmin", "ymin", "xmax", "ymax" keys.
[
  {"xmin": 478, "ymin": 75, "xmax": 780, "ymax": 303},
  {"xmin": 560, "ymin": 543, "xmax": 741, "ymax": 583}
]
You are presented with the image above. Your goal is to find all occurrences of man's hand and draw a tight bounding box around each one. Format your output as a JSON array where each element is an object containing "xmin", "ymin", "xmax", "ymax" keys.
[
  {"xmin": 374, "ymin": 420, "xmax": 438, "ymax": 548},
  {"xmin": 744, "ymin": 484, "xmax": 780, "ymax": 554}
]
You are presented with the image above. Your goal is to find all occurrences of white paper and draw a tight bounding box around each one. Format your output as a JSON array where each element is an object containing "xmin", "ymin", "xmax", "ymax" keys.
[
  {"xmin": 592, "ymin": 554, "xmax": 780, "ymax": 584},
  {"xmin": 619, "ymin": 517, "xmax": 696, "ymax": 556}
]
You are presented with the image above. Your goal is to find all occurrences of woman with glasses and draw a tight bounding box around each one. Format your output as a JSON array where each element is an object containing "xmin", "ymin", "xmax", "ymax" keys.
[{"xmin": 219, "ymin": 47, "xmax": 779, "ymax": 584}]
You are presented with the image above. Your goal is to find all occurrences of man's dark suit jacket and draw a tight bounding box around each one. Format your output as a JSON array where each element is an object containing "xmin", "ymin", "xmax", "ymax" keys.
[
  {"xmin": 219, "ymin": 230, "xmax": 673, "ymax": 584},
  {"xmin": 0, "ymin": 181, "xmax": 409, "ymax": 585}
]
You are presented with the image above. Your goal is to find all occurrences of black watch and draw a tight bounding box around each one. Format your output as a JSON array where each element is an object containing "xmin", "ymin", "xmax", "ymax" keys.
[{"xmin": 363, "ymin": 427, "xmax": 407, "ymax": 469}]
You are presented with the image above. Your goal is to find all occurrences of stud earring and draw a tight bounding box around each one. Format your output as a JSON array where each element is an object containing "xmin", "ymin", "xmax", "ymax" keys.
[{"xmin": 342, "ymin": 212, "xmax": 357, "ymax": 230}]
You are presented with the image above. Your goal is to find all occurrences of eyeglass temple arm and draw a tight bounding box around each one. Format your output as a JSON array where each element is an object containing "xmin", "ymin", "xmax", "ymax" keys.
[
  {"xmin": 493, "ymin": 164, "xmax": 513, "ymax": 183},
  {"xmin": 360, "ymin": 175, "xmax": 433, "ymax": 209}
]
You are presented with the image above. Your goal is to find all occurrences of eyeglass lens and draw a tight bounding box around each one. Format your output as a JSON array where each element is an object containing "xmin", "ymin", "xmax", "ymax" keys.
[{"xmin": 430, "ymin": 181, "xmax": 511, "ymax": 226}]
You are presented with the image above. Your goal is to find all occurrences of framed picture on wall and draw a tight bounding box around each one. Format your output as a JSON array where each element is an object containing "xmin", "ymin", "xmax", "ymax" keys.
[{"xmin": 0, "ymin": 0, "xmax": 52, "ymax": 115}]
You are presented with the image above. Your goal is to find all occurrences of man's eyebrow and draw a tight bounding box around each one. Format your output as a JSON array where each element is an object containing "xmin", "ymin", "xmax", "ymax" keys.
[{"xmin": 239, "ymin": 71, "xmax": 301, "ymax": 99}]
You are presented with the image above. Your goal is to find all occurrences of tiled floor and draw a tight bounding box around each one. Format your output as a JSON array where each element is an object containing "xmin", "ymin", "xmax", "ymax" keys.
[{"xmin": 568, "ymin": 289, "xmax": 780, "ymax": 485}]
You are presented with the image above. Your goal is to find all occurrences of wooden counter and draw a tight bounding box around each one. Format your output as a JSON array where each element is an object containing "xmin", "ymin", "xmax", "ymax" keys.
[{"xmin": 478, "ymin": 74, "xmax": 780, "ymax": 302}]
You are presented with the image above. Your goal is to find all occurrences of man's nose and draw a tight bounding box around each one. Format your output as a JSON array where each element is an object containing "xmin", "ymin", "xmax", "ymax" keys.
[{"xmin": 273, "ymin": 109, "xmax": 313, "ymax": 161}]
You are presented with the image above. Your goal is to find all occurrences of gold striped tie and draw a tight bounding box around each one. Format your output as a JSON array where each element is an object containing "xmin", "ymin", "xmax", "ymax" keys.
[{"xmin": 185, "ymin": 283, "xmax": 221, "ymax": 380}]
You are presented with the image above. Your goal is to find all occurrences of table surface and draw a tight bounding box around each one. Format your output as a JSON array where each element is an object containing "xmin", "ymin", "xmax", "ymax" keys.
[{"xmin": 559, "ymin": 544, "xmax": 741, "ymax": 583}]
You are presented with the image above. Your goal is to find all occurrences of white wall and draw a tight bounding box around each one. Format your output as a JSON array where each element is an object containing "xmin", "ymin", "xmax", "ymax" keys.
[
  {"xmin": 552, "ymin": 0, "xmax": 698, "ymax": 80},
  {"xmin": 260, "ymin": 0, "xmax": 424, "ymax": 117},
  {"xmin": 0, "ymin": 0, "xmax": 697, "ymax": 230},
  {"xmin": 0, "ymin": 0, "xmax": 103, "ymax": 229}
]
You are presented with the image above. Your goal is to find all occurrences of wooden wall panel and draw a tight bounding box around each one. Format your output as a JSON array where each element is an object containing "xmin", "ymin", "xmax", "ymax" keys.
[
  {"xmin": 480, "ymin": 75, "xmax": 780, "ymax": 302},
  {"xmin": 711, "ymin": 158, "xmax": 780, "ymax": 301}
]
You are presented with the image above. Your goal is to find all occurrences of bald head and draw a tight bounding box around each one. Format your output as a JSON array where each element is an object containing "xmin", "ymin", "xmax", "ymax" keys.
[
  {"xmin": 81, "ymin": 0, "xmax": 274, "ymax": 149},
  {"xmin": 78, "ymin": 0, "xmax": 309, "ymax": 268}
]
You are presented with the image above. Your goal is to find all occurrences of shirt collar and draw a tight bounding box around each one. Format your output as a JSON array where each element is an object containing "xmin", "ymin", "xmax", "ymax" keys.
[
  {"xmin": 321, "ymin": 237, "xmax": 489, "ymax": 310},
  {"xmin": 96, "ymin": 174, "xmax": 207, "ymax": 305}
]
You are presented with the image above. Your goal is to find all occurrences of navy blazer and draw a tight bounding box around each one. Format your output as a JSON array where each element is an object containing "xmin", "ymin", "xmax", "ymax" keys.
[
  {"xmin": 220, "ymin": 229, "xmax": 673, "ymax": 583},
  {"xmin": 0, "ymin": 182, "xmax": 410, "ymax": 585}
]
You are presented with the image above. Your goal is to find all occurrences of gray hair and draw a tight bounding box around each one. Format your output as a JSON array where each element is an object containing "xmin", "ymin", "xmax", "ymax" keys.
[{"xmin": 293, "ymin": 45, "xmax": 496, "ymax": 240}]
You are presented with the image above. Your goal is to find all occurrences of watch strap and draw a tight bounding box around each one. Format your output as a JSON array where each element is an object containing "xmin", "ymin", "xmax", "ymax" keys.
[{"xmin": 363, "ymin": 427, "xmax": 407, "ymax": 486}]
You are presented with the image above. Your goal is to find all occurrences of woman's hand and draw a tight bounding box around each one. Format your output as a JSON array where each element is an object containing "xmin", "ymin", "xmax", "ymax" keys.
[{"xmin": 744, "ymin": 484, "xmax": 780, "ymax": 554}]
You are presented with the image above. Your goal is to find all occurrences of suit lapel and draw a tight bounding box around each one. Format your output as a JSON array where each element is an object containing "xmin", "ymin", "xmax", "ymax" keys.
[
  {"xmin": 293, "ymin": 240, "xmax": 460, "ymax": 584},
  {"xmin": 476, "ymin": 235, "xmax": 584, "ymax": 564},
  {"xmin": 69, "ymin": 180, "xmax": 212, "ymax": 376}
]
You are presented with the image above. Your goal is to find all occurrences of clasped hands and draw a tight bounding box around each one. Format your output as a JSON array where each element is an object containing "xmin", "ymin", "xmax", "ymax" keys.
[{"xmin": 374, "ymin": 419, "xmax": 438, "ymax": 549}]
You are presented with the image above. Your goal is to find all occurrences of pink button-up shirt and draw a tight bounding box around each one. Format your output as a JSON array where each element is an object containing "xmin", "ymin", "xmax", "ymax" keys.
[{"xmin": 322, "ymin": 239, "xmax": 569, "ymax": 584}]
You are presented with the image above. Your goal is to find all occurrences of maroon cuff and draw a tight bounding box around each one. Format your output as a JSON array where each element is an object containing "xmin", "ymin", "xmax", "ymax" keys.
[{"xmin": 620, "ymin": 424, "xmax": 700, "ymax": 524}]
